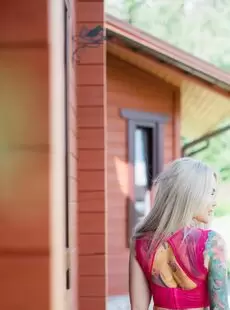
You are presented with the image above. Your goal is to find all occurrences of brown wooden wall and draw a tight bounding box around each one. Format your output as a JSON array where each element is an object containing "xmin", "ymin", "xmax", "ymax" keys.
[
  {"xmin": 107, "ymin": 53, "xmax": 181, "ymax": 295},
  {"xmin": 0, "ymin": 1, "xmax": 49, "ymax": 309},
  {"xmin": 76, "ymin": 1, "xmax": 106, "ymax": 310}
]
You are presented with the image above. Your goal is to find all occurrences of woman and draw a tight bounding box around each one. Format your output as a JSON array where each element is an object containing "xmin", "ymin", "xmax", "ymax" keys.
[{"xmin": 129, "ymin": 157, "xmax": 229, "ymax": 310}]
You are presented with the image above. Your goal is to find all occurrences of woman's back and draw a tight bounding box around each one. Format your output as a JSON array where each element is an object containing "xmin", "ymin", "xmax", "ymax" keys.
[
  {"xmin": 129, "ymin": 159, "xmax": 229, "ymax": 310},
  {"xmin": 135, "ymin": 227, "xmax": 228, "ymax": 310}
]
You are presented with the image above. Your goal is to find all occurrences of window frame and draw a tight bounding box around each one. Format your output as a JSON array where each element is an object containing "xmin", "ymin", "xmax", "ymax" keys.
[{"xmin": 120, "ymin": 108, "xmax": 169, "ymax": 246}]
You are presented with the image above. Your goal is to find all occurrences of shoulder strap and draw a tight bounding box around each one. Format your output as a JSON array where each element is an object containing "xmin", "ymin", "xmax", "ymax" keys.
[
  {"xmin": 167, "ymin": 228, "xmax": 209, "ymax": 280},
  {"xmin": 135, "ymin": 237, "xmax": 153, "ymax": 281}
]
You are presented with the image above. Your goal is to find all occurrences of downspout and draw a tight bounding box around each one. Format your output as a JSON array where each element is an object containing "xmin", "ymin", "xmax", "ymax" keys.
[{"xmin": 182, "ymin": 124, "xmax": 230, "ymax": 157}]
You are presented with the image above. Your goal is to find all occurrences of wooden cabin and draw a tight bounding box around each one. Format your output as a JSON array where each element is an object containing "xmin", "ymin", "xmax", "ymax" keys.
[{"xmin": 1, "ymin": 1, "xmax": 230, "ymax": 310}]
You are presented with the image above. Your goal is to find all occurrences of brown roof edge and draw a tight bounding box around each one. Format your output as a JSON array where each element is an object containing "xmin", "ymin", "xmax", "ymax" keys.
[{"xmin": 106, "ymin": 14, "xmax": 230, "ymax": 89}]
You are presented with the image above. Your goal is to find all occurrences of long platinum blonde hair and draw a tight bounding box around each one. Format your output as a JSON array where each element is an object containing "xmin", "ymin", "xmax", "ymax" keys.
[{"xmin": 133, "ymin": 157, "xmax": 215, "ymax": 246}]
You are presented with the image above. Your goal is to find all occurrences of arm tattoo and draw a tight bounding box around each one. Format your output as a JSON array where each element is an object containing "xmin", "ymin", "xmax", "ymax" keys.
[{"xmin": 205, "ymin": 230, "xmax": 229, "ymax": 310}]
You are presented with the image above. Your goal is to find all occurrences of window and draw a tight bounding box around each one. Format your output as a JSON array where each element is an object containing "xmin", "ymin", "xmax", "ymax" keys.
[
  {"xmin": 121, "ymin": 109, "xmax": 168, "ymax": 244},
  {"xmin": 134, "ymin": 127, "xmax": 152, "ymax": 219}
]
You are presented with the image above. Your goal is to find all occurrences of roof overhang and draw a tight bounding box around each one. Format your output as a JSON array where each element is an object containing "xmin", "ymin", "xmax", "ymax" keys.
[
  {"xmin": 106, "ymin": 14, "xmax": 230, "ymax": 94},
  {"xmin": 106, "ymin": 14, "xmax": 230, "ymax": 139}
]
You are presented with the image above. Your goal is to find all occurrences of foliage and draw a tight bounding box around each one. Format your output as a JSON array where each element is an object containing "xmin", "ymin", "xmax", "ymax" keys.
[
  {"xmin": 183, "ymin": 121, "xmax": 230, "ymax": 182},
  {"xmin": 227, "ymin": 259, "xmax": 230, "ymax": 277},
  {"xmin": 214, "ymin": 202, "xmax": 230, "ymax": 218},
  {"xmin": 106, "ymin": 0, "xmax": 230, "ymax": 72}
]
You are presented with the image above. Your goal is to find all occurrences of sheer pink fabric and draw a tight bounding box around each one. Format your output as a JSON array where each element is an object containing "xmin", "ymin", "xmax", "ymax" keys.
[{"xmin": 135, "ymin": 228, "xmax": 210, "ymax": 309}]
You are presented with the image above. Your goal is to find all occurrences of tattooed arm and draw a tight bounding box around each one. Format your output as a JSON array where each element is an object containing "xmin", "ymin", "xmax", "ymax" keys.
[{"xmin": 205, "ymin": 230, "xmax": 229, "ymax": 310}]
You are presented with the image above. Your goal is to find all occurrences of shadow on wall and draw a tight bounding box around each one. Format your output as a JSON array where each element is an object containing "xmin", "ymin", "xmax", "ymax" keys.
[{"xmin": 107, "ymin": 156, "xmax": 131, "ymax": 297}]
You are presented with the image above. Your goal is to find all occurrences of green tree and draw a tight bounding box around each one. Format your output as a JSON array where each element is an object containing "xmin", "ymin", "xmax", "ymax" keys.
[
  {"xmin": 106, "ymin": 0, "xmax": 230, "ymax": 72},
  {"xmin": 183, "ymin": 121, "xmax": 230, "ymax": 182}
]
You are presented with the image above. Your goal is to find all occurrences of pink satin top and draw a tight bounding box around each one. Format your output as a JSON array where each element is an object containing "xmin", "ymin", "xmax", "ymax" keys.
[{"xmin": 135, "ymin": 228, "xmax": 210, "ymax": 309}]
